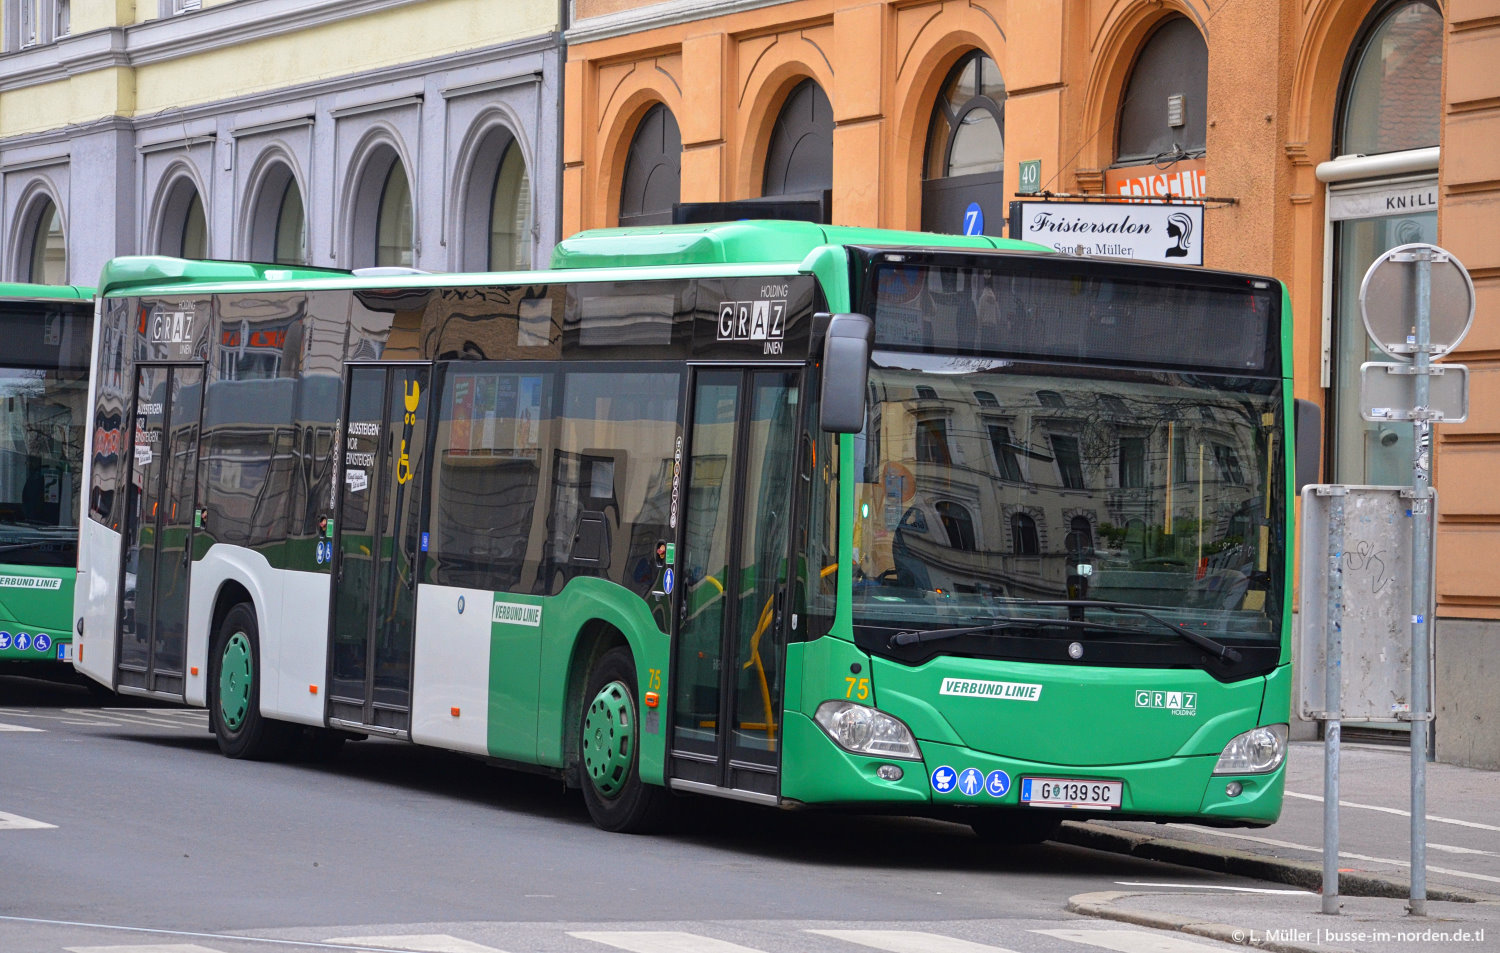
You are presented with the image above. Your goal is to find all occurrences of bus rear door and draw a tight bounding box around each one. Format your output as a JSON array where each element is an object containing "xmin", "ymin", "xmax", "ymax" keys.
[
  {"xmin": 117, "ymin": 363, "xmax": 205, "ymax": 698},
  {"xmin": 326, "ymin": 363, "xmax": 430, "ymax": 737},
  {"xmin": 669, "ymin": 367, "xmax": 801, "ymax": 802}
]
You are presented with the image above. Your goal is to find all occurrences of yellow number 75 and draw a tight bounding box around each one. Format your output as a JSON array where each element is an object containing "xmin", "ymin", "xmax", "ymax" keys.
[{"xmin": 845, "ymin": 676, "xmax": 870, "ymax": 701}]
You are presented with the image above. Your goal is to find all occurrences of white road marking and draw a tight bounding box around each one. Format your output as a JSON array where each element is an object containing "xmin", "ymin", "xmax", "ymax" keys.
[
  {"xmin": 1113, "ymin": 881, "xmax": 1312, "ymax": 894},
  {"xmin": 1161, "ymin": 823, "xmax": 1500, "ymax": 885},
  {"xmin": 570, "ymin": 932, "xmax": 767, "ymax": 953},
  {"xmin": 323, "ymin": 936, "xmax": 505, "ymax": 953},
  {"xmin": 0, "ymin": 721, "xmax": 43, "ymax": 731},
  {"xmin": 1428, "ymin": 843, "xmax": 1495, "ymax": 855},
  {"xmin": 0, "ymin": 810, "xmax": 56, "ymax": 830},
  {"xmin": 1284, "ymin": 791, "xmax": 1500, "ymax": 833},
  {"xmin": 811, "ymin": 930, "xmax": 1021, "ymax": 952},
  {"xmin": 1034, "ymin": 929, "xmax": 1241, "ymax": 953}
]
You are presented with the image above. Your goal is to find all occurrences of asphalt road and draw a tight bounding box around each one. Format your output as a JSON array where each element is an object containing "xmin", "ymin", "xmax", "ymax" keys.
[{"xmin": 1, "ymin": 675, "xmax": 1277, "ymax": 953}]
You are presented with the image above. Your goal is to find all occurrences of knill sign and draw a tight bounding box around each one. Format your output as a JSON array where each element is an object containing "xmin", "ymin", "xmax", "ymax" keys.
[{"xmin": 1009, "ymin": 200, "xmax": 1204, "ymax": 266}]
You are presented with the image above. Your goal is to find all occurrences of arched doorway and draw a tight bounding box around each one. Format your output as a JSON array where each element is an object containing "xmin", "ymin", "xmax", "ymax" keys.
[
  {"xmin": 618, "ymin": 104, "xmax": 681, "ymax": 227},
  {"xmin": 921, "ymin": 50, "xmax": 1005, "ymax": 236}
]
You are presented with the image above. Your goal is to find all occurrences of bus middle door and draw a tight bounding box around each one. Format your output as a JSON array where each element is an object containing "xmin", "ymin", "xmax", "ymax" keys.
[
  {"xmin": 117, "ymin": 363, "xmax": 205, "ymax": 699},
  {"xmin": 327, "ymin": 363, "xmax": 430, "ymax": 737},
  {"xmin": 669, "ymin": 367, "xmax": 801, "ymax": 801}
]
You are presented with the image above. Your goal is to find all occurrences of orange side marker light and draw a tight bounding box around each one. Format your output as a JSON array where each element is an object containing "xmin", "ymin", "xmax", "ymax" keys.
[
  {"xmin": 644, "ymin": 692, "xmax": 659, "ymax": 708},
  {"xmin": 309, "ymin": 685, "xmax": 318, "ymax": 694},
  {"xmin": 190, "ymin": 666, "xmax": 199, "ymax": 676},
  {"xmin": 451, "ymin": 707, "xmax": 461, "ymax": 717}
]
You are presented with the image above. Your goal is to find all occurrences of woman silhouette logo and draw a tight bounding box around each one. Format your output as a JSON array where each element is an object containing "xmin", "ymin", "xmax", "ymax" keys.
[{"xmin": 1165, "ymin": 212, "xmax": 1194, "ymax": 258}]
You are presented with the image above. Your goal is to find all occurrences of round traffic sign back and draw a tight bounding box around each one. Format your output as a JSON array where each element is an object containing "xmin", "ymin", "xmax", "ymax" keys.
[{"xmin": 1359, "ymin": 243, "xmax": 1475, "ymax": 361}]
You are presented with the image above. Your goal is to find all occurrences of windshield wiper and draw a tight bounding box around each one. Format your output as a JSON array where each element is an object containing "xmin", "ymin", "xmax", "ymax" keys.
[
  {"xmin": 1029, "ymin": 600, "xmax": 1242, "ymax": 664},
  {"xmin": 888, "ymin": 616, "xmax": 1137, "ymax": 649}
]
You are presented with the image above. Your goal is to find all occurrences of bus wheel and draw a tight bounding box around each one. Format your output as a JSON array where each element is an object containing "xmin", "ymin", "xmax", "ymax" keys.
[
  {"xmin": 579, "ymin": 647, "xmax": 668, "ymax": 833},
  {"xmin": 210, "ymin": 603, "xmax": 293, "ymax": 761},
  {"xmin": 968, "ymin": 812, "xmax": 1061, "ymax": 846}
]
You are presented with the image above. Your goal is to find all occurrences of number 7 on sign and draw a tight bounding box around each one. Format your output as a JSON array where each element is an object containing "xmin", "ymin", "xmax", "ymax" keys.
[{"xmin": 963, "ymin": 204, "xmax": 985, "ymax": 237}]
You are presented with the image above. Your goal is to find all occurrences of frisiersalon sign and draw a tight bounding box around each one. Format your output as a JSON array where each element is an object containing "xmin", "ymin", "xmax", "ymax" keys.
[{"xmin": 1009, "ymin": 200, "xmax": 1205, "ymax": 266}]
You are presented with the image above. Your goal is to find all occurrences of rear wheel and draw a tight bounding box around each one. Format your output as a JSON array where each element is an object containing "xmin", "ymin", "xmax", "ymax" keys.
[
  {"xmin": 210, "ymin": 603, "xmax": 294, "ymax": 760},
  {"xmin": 579, "ymin": 647, "xmax": 669, "ymax": 833},
  {"xmin": 968, "ymin": 811, "xmax": 1061, "ymax": 846}
]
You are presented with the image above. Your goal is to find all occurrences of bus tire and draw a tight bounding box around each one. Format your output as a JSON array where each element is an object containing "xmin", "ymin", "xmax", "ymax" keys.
[
  {"xmin": 968, "ymin": 811, "xmax": 1060, "ymax": 846},
  {"xmin": 579, "ymin": 647, "xmax": 668, "ymax": 833},
  {"xmin": 209, "ymin": 603, "xmax": 293, "ymax": 761}
]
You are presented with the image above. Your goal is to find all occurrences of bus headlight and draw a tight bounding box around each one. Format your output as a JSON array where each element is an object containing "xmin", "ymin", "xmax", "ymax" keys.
[
  {"xmin": 1213, "ymin": 724, "xmax": 1289, "ymax": 775},
  {"xmin": 814, "ymin": 701, "xmax": 921, "ymax": 760}
]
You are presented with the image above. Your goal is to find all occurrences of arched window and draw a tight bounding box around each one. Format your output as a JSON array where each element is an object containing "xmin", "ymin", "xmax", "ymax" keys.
[
  {"xmin": 1116, "ymin": 18, "xmax": 1208, "ymax": 165},
  {"xmin": 1066, "ymin": 515, "xmax": 1094, "ymax": 557},
  {"xmin": 375, "ymin": 161, "xmax": 413, "ymax": 268},
  {"xmin": 763, "ymin": 79, "xmax": 833, "ymax": 199},
  {"xmin": 273, "ymin": 180, "xmax": 307, "ymax": 266},
  {"xmin": 490, "ymin": 141, "xmax": 532, "ymax": 271},
  {"xmin": 157, "ymin": 178, "xmax": 208, "ymax": 258},
  {"xmin": 938, "ymin": 501, "xmax": 977, "ymax": 552},
  {"xmin": 1327, "ymin": 1, "xmax": 1443, "ymax": 486},
  {"xmin": 26, "ymin": 198, "xmax": 66, "ymax": 283},
  {"xmin": 921, "ymin": 50, "xmax": 1005, "ymax": 235},
  {"xmin": 1010, "ymin": 512, "xmax": 1039, "ymax": 556},
  {"xmin": 619, "ymin": 104, "xmax": 681, "ymax": 227}
]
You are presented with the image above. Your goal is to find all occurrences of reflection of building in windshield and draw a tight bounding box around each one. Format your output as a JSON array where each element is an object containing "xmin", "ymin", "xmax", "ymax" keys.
[{"xmin": 856, "ymin": 368, "xmax": 1271, "ymax": 612}]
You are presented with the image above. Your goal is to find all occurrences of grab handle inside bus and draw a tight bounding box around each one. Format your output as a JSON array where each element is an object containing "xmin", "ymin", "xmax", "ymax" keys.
[{"xmin": 818, "ymin": 312, "xmax": 874, "ymax": 434}]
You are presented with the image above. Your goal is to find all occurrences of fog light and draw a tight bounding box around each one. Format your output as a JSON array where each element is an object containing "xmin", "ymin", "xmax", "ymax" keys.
[
  {"xmin": 1225, "ymin": 781, "xmax": 1243, "ymax": 797},
  {"xmin": 877, "ymin": 764, "xmax": 904, "ymax": 781}
]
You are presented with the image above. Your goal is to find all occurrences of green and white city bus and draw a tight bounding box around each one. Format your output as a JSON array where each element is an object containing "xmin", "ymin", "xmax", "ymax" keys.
[
  {"xmin": 0, "ymin": 284, "xmax": 92, "ymax": 681},
  {"xmin": 74, "ymin": 222, "xmax": 1305, "ymax": 836}
]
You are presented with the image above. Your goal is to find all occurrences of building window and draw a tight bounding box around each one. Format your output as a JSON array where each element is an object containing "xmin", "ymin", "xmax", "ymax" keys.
[
  {"xmin": 25, "ymin": 198, "xmax": 66, "ymax": 283},
  {"xmin": 157, "ymin": 178, "xmax": 208, "ymax": 258},
  {"xmin": 619, "ymin": 103, "xmax": 681, "ymax": 227},
  {"xmin": 1066, "ymin": 515, "xmax": 1094, "ymax": 557},
  {"xmin": 916, "ymin": 418, "xmax": 951, "ymax": 465},
  {"xmin": 376, "ymin": 162, "xmax": 413, "ymax": 268},
  {"xmin": 170, "ymin": 0, "xmax": 201, "ymax": 14},
  {"xmin": 1116, "ymin": 17, "xmax": 1207, "ymax": 165},
  {"xmin": 921, "ymin": 50, "xmax": 1005, "ymax": 235},
  {"xmin": 974, "ymin": 390, "xmax": 998, "ymax": 407},
  {"xmin": 1010, "ymin": 512, "xmax": 1039, "ymax": 556},
  {"xmin": 938, "ymin": 501, "xmax": 977, "ymax": 552},
  {"xmin": 181, "ymin": 193, "xmax": 207, "ymax": 259},
  {"xmin": 274, "ymin": 180, "xmax": 307, "ymax": 266},
  {"xmin": 489, "ymin": 140, "xmax": 531, "ymax": 271},
  {"xmin": 987, "ymin": 424, "xmax": 1023, "ymax": 482},
  {"xmin": 1050, "ymin": 434, "xmax": 1085, "ymax": 489},
  {"xmin": 1213, "ymin": 443, "xmax": 1245, "ymax": 485},
  {"xmin": 763, "ymin": 79, "xmax": 833, "ymax": 199},
  {"xmin": 1327, "ymin": 0, "xmax": 1442, "ymax": 485},
  {"xmin": 1036, "ymin": 389, "xmax": 1065, "ymax": 409},
  {"xmin": 1119, "ymin": 436, "xmax": 1146, "ymax": 489}
]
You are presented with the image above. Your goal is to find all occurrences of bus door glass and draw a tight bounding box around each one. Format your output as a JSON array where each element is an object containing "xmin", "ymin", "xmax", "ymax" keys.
[
  {"xmin": 328, "ymin": 363, "xmax": 430, "ymax": 734},
  {"xmin": 671, "ymin": 368, "xmax": 801, "ymax": 796},
  {"xmin": 118, "ymin": 363, "xmax": 204, "ymax": 697}
]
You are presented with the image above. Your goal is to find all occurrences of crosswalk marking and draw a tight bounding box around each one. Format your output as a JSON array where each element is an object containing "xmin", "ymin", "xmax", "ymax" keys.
[
  {"xmin": 1033, "ymin": 929, "xmax": 1237, "ymax": 953},
  {"xmin": 323, "ymin": 935, "xmax": 507, "ymax": 953},
  {"xmin": 0, "ymin": 809, "xmax": 56, "ymax": 830},
  {"xmin": 811, "ymin": 930, "xmax": 1021, "ymax": 953},
  {"xmin": 0, "ymin": 721, "xmax": 44, "ymax": 731},
  {"xmin": 570, "ymin": 931, "xmax": 767, "ymax": 953},
  {"xmin": 66, "ymin": 945, "xmax": 227, "ymax": 953}
]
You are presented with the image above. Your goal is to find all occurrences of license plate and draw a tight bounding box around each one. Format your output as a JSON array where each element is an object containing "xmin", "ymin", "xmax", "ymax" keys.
[{"xmin": 1020, "ymin": 777, "xmax": 1123, "ymax": 809}]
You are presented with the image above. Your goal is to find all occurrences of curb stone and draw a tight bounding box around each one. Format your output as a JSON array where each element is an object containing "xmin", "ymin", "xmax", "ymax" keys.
[
  {"xmin": 1066, "ymin": 890, "xmax": 1359, "ymax": 953},
  {"xmin": 1053, "ymin": 820, "xmax": 1492, "ymax": 904}
]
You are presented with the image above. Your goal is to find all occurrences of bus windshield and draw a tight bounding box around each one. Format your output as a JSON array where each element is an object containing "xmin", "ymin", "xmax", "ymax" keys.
[
  {"xmin": 849, "ymin": 357, "xmax": 1284, "ymax": 657},
  {"xmin": 0, "ymin": 308, "xmax": 90, "ymax": 568}
]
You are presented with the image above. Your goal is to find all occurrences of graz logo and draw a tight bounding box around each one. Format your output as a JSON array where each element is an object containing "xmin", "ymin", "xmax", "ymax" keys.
[
  {"xmin": 717, "ymin": 298, "xmax": 787, "ymax": 355},
  {"xmin": 1136, "ymin": 689, "xmax": 1198, "ymax": 716},
  {"xmin": 149, "ymin": 309, "xmax": 195, "ymax": 345}
]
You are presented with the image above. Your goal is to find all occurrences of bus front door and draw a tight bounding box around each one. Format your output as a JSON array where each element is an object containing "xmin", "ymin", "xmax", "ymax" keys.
[
  {"xmin": 669, "ymin": 368, "xmax": 801, "ymax": 801},
  {"xmin": 117, "ymin": 363, "xmax": 204, "ymax": 698},
  {"xmin": 326, "ymin": 363, "xmax": 430, "ymax": 737}
]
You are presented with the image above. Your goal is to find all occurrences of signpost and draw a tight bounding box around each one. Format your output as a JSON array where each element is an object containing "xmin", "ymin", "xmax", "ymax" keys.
[{"xmin": 1302, "ymin": 243, "xmax": 1474, "ymax": 918}]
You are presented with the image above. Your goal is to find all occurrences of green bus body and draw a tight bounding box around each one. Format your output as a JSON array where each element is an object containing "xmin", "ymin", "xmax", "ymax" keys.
[
  {"xmin": 0, "ymin": 284, "xmax": 92, "ymax": 676},
  {"xmin": 75, "ymin": 222, "xmax": 1294, "ymax": 833}
]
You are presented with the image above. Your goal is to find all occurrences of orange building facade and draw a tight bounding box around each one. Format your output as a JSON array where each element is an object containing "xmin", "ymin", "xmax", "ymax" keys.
[{"xmin": 562, "ymin": 0, "xmax": 1500, "ymax": 767}]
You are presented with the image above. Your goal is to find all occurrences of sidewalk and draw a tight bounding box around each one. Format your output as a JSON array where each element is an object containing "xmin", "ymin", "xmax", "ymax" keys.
[{"xmin": 1053, "ymin": 741, "xmax": 1500, "ymax": 953}]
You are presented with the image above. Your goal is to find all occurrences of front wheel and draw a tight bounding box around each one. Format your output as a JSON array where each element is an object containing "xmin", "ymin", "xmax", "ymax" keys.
[
  {"xmin": 210, "ymin": 603, "xmax": 294, "ymax": 761},
  {"xmin": 578, "ymin": 647, "xmax": 669, "ymax": 833}
]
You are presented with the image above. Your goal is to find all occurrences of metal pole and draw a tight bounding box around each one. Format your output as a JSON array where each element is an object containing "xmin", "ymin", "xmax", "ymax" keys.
[
  {"xmin": 1409, "ymin": 253, "xmax": 1433, "ymax": 917},
  {"xmin": 1323, "ymin": 490, "xmax": 1344, "ymax": 916}
]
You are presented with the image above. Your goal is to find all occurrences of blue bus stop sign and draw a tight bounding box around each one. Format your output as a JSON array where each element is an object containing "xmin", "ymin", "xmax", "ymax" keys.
[{"xmin": 963, "ymin": 203, "xmax": 985, "ymax": 236}]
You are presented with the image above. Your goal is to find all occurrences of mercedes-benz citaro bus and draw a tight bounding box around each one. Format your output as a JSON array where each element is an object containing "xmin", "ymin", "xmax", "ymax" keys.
[
  {"xmin": 0, "ymin": 283, "xmax": 93, "ymax": 684},
  {"xmin": 73, "ymin": 221, "xmax": 1312, "ymax": 837}
]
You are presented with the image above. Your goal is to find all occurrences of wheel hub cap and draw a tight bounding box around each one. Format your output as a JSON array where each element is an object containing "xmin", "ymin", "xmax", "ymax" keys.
[
  {"xmin": 219, "ymin": 632, "xmax": 253, "ymax": 731},
  {"xmin": 582, "ymin": 680, "xmax": 634, "ymax": 798}
]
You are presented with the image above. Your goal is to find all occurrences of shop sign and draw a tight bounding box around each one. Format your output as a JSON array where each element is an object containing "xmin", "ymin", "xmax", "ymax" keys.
[
  {"xmin": 1009, "ymin": 200, "xmax": 1204, "ymax": 265},
  {"xmin": 1106, "ymin": 160, "xmax": 1207, "ymax": 201}
]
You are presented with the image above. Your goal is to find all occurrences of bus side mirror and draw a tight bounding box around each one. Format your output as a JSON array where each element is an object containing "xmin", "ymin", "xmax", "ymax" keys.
[
  {"xmin": 1294, "ymin": 398, "xmax": 1322, "ymax": 492},
  {"xmin": 818, "ymin": 312, "xmax": 874, "ymax": 434}
]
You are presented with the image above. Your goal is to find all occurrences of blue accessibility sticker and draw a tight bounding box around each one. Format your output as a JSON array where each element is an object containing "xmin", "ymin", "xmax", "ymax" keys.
[
  {"xmin": 985, "ymin": 769, "xmax": 1011, "ymax": 798},
  {"xmin": 663, "ymin": 567, "xmax": 675, "ymax": 595},
  {"xmin": 34, "ymin": 633, "xmax": 52, "ymax": 653},
  {"xmin": 0, "ymin": 631, "xmax": 10, "ymax": 650},
  {"xmin": 957, "ymin": 767, "xmax": 985, "ymax": 797},
  {"xmin": 15, "ymin": 632, "xmax": 31, "ymax": 651},
  {"xmin": 930, "ymin": 765, "xmax": 957, "ymax": 794}
]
